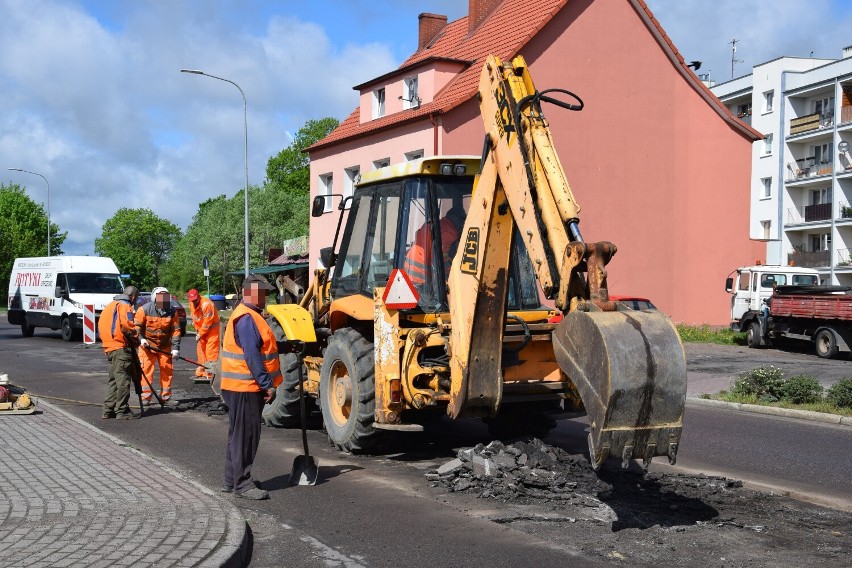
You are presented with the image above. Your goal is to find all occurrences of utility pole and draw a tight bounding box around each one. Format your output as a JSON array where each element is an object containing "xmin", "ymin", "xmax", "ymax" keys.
[{"xmin": 730, "ymin": 38, "xmax": 743, "ymax": 79}]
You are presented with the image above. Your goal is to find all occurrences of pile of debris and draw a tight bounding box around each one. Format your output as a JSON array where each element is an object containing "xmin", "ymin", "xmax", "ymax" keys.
[{"xmin": 427, "ymin": 438, "xmax": 601, "ymax": 502}]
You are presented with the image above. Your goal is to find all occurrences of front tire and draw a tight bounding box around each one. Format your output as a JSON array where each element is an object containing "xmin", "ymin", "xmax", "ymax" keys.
[
  {"xmin": 815, "ymin": 329, "xmax": 839, "ymax": 359},
  {"xmin": 61, "ymin": 317, "xmax": 76, "ymax": 342},
  {"xmin": 747, "ymin": 322, "xmax": 765, "ymax": 348},
  {"xmin": 319, "ymin": 327, "xmax": 379, "ymax": 453}
]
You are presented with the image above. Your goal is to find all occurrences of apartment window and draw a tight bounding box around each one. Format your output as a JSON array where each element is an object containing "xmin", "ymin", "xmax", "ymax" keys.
[
  {"xmin": 810, "ymin": 187, "xmax": 832, "ymax": 205},
  {"xmin": 402, "ymin": 76, "xmax": 420, "ymax": 109},
  {"xmin": 813, "ymin": 142, "xmax": 834, "ymax": 169},
  {"xmin": 763, "ymin": 90, "xmax": 774, "ymax": 113},
  {"xmin": 343, "ymin": 166, "xmax": 359, "ymax": 200},
  {"xmin": 763, "ymin": 133, "xmax": 773, "ymax": 155},
  {"xmin": 761, "ymin": 220, "xmax": 771, "ymax": 239},
  {"xmin": 761, "ymin": 177, "xmax": 772, "ymax": 199},
  {"xmin": 814, "ymin": 96, "xmax": 835, "ymax": 118},
  {"xmin": 404, "ymin": 150, "xmax": 424, "ymax": 162},
  {"xmin": 810, "ymin": 233, "xmax": 830, "ymax": 251},
  {"xmin": 320, "ymin": 173, "xmax": 333, "ymax": 213},
  {"xmin": 373, "ymin": 158, "xmax": 390, "ymax": 170},
  {"xmin": 736, "ymin": 102, "xmax": 752, "ymax": 118},
  {"xmin": 372, "ymin": 88, "xmax": 386, "ymax": 119}
]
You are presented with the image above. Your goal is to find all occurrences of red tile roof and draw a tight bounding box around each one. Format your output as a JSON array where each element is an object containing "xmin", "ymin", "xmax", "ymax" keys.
[{"xmin": 309, "ymin": 0, "xmax": 759, "ymax": 152}]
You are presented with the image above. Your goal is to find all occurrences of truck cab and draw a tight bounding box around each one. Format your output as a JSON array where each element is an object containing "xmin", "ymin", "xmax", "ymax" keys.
[{"xmin": 725, "ymin": 265, "xmax": 819, "ymax": 328}]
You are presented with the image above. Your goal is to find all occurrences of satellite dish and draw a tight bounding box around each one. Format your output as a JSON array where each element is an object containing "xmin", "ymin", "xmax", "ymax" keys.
[{"xmin": 839, "ymin": 141, "xmax": 849, "ymax": 153}]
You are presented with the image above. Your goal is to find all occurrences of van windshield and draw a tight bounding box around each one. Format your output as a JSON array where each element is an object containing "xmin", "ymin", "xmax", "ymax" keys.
[{"xmin": 67, "ymin": 273, "xmax": 123, "ymax": 294}]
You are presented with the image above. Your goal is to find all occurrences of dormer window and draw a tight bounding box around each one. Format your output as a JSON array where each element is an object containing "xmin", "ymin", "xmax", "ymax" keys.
[
  {"xmin": 373, "ymin": 88, "xmax": 386, "ymax": 119},
  {"xmin": 402, "ymin": 76, "xmax": 420, "ymax": 109}
]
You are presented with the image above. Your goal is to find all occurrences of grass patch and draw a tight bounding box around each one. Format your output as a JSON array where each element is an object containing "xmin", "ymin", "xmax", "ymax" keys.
[
  {"xmin": 714, "ymin": 390, "xmax": 852, "ymax": 417},
  {"xmin": 676, "ymin": 324, "xmax": 746, "ymax": 345}
]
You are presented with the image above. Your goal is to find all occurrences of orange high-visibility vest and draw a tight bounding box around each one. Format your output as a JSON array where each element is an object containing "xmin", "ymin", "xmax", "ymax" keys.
[
  {"xmin": 220, "ymin": 304, "xmax": 282, "ymax": 393},
  {"xmin": 190, "ymin": 296, "xmax": 220, "ymax": 337},
  {"xmin": 99, "ymin": 298, "xmax": 137, "ymax": 353},
  {"xmin": 404, "ymin": 216, "xmax": 463, "ymax": 285},
  {"xmin": 135, "ymin": 303, "xmax": 180, "ymax": 351}
]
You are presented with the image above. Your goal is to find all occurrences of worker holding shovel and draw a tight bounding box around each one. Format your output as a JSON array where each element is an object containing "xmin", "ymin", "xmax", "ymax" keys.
[
  {"xmin": 220, "ymin": 275, "xmax": 282, "ymax": 500},
  {"xmin": 187, "ymin": 288, "xmax": 220, "ymax": 383},
  {"xmin": 134, "ymin": 287, "xmax": 181, "ymax": 406}
]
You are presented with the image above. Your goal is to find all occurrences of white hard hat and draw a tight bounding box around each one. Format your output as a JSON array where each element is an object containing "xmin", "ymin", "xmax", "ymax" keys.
[{"xmin": 152, "ymin": 287, "xmax": 170, "ymax": 296}]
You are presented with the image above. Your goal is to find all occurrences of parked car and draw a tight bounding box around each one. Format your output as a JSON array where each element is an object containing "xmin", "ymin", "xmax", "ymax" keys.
[{"xmin": 134, "ymin": 292, "xmax": 187, "ymax": 336}]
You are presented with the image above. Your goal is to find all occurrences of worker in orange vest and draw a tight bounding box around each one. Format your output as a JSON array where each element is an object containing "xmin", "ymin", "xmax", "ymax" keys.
[
  {"xmin": 99, "ymin": 286, "xmax": 141, "ymax": 419},
  {"xmin": 187, "ymin": 288, "xmax": 220, "ymax": 381},
  {"xmin": 135, "ymin": 286, "xmax": 181, "ymax": 405},
  {"xmin": 404, "ymin": 205, "xmax": 466, "ymax": 287},
  {"xmin": 220, "ymin": 274, "xmax": 282, "ymax": 500}
]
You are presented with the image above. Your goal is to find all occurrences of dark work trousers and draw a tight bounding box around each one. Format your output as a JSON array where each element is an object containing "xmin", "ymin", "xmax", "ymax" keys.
[{"xmin": 222, "ymin": 390, "xmax": 265, "ymax": 493}]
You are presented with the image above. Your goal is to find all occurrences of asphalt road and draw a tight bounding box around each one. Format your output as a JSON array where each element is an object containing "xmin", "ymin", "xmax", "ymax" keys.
[{"xmin": 2, "ymin": 320, "xmax": 851, "ymax": 566}]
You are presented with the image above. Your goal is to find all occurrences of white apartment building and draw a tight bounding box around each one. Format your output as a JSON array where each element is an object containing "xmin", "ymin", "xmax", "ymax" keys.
[{"xmin": 712, "ymin": 47, "xmax": 852, "ymax": 287}]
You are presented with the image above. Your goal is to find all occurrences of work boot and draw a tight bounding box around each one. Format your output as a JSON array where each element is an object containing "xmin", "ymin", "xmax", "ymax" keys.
[
  {"xmin": 142, "ymin": 399, "xmax": 151, "ymax": 408},
  {"xmin": 235, "ymin": 487, "xmax": 269, "ymax": 500},
  {"xmin": 220, "ymin": 485, "xmax": 233, "ymax": 493},
  {"xmin": 101, "ymin": 412, "xmax": 115, "ymax": 420},
  {"xmin": 116, "ymin": 411, "xmax": 141, "ymax": 420}
]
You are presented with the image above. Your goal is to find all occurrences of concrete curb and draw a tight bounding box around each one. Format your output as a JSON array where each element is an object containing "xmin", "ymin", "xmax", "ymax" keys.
[
  {"xmin": 42, "ymin": 400, "xmax": 250, "ymax": 568},
  {"xmin": 686, "ymin": 396, "xmax": 852, "ymax": 426}
]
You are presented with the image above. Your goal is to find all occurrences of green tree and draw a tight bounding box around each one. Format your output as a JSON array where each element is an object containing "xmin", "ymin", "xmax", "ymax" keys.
[
  {"xmin": 0, "ymin": 183, "xmax": 67, "ymax": 303},
  {"xmin": 94, "ymin": 208, "xmax": 181, "ymax": 290},
  {"xmin": 265, "ymin": 117, "xmax": 339, "ymax": 195}
]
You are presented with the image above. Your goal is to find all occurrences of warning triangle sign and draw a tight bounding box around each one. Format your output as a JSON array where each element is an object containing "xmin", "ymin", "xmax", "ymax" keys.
[{"xmin": 383, "ymin": 269, "xmax": 420, "ymax": 309}]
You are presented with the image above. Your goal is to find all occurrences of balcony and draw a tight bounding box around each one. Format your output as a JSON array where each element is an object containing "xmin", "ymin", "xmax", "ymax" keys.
[
  {"xmin": 842, "ymin": 106, "xmax": 852, "ymax": 125},
  {"xmin": 787, "ymin": 250, "xmax": 831, "ymax": 268},
  {"xmin": 838, "ymin": 248, "xmax": 852, "ymax": 268},
  {"xmin": 786, "ymin": 203, "xmax": 833, "ymax": 224},
  {"xmin": 789, "ymin": 112, "xmax": 834, "ymax": 135},
  {"xmin": 786, "ymin": 157, "xmax": 834, "ymax": 181},
  {"xmin": 841, "ymin": 202, "xmax": 852, "ymax": 220}
]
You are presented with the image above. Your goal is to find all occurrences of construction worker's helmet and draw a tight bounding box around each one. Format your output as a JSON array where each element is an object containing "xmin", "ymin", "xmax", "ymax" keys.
[{"xmin": 152, "ymin": 286, "xmax": 169, "ymax": 296}]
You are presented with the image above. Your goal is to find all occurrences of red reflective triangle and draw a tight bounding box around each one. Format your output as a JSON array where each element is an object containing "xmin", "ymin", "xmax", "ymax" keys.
[{"xmin": 382, "ymin": 269, "xmax": 420, "ymax": 309}]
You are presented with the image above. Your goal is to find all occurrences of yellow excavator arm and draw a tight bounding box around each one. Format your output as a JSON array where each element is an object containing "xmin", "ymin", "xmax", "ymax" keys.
[{"xmin": 448, "ymin": 54, "xmax": 687, "ymax": 469}]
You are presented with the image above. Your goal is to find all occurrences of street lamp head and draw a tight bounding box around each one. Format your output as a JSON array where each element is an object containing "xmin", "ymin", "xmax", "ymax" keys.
[
  {"xmin": 181, "ymin": 69, "xmax": 204, "ymax": 75},
  {"xmin": 9, "ymin": 168, "xmax": 23, "ymax": 172}
]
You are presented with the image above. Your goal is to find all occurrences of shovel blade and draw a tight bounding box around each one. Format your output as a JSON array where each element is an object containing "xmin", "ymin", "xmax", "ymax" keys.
[{"xmin": 290, "ymin": 455, "xmax": 319, "ymax": 486}]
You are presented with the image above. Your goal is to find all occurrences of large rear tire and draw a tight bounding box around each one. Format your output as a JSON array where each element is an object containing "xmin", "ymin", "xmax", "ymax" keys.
[
  {"xmin": 815, "ymin": 329, "xmax": 839, "ymax": 359},
  {"xmin": 21, "ymin": 315, "xmax": 34, "ymax": 338},
  {"xmin": 262, "ymin": 352, "xmax": 303, "ymax": 427},
  {"xmin": 319, "ymin": 327, "xmax": 379, "ymax": 453}
]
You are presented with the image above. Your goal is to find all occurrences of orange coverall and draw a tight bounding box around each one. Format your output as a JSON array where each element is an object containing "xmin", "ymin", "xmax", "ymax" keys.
[
  {"xmin": 135, "ymin": 302, "xmax": 181, "ymax": 402},
  {"xmin": 189, "ymin": 295, "xmax": 220, "ymax": 379}
]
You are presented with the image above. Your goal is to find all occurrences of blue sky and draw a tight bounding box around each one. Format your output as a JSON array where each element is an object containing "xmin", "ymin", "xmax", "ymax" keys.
[{"xmin": 2, "ymin": 0, "xmax": 851, "ymax": 256}]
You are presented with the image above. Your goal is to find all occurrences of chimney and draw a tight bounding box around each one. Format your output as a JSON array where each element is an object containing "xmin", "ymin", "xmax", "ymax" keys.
[
  {"xmin": 469, "ymin": 0, "xmax": 501, "ymax": 34},
  {"xmin": 843, "ymin": 45, "xmax": 852, "ymax": 59},
  {"xmin": 418, "ymin": 13, "xmax": 448, "ymax": 50}
]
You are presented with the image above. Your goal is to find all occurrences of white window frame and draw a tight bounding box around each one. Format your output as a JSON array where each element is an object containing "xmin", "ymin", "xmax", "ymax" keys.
[
  {"xmin": 760, "ymin": 177, "xmax": 771, "ymax": 199},
  {"xmin": 761, "ymin": 220, "xmax": 771, "ymax": 240},
  {"xmin": 372, "ymin": 158, "xmax": 390, "ymax": 170},
  {"xmin": 319, "ymin": 173, "xmax": 333, "ymax": 213},
  {"xmin": 372, "ymin": 87, "xmax": 386, "ymax": 119},
  {"xmin": 343, "ymin": 166, "xmax": 360, "ymax": 200},
  {"xmin": 404, "ymin": 150, "xmax": 424, "ymax": 162},
  {"xmin": 402, "ymin": 76, "xmax": 419, "ymax": 109},
  {"xmin": 763, "ymin": 134, "xmax": 773, "ymax": 155},
  {"xmin": 763, "ymin": 90, "xmax": 774, "ymax": 113}
]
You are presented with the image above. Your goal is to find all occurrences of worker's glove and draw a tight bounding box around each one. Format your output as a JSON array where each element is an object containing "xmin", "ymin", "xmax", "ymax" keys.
[
  {"xmin": 171, "ymin": 349, "xmax": 180, "ymax": 358},
  {"xmin": 264, "ymin": 387, "xmax": 276, "ymax": 404},
  {"xmin": 140, "ymin": 338, "xmax": 150, "ymax": 349}
]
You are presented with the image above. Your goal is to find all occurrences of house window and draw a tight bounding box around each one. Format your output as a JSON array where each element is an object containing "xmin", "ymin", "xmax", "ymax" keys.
[
  {"xmin": 813, "ymin": 142, "xmax": 834, "ymax": 171},
  {"xmin": 404, "ymin": 150, "xmax": 424, "ymax": 162},
  {"xmin": 810, "ymin": 233, "xmax": 830, "ymax": 251},
  {"xmin": 344, "ymin": 166, "xmax": 360, "ymax": 200},
  {"xmin": 763, "ymin": 134, "xmax": 773, "ymax": 155},
  {"xmin": 761, "ymin": 177, "xmax": 771, "ymax": 199},
  {"xmin": 763, "ymin": 90, "xmax": 774, "ymax": 113},
  {"xmin": 373, "ymin": 158, "xmax": 390, "ymax": 170},
  {"xmin": 320, "ymin": 173, "xmax": 333, "ymax": 213},
  {"xmin": 810, "ymin": 187, "xmax": 831, "ymax": 205},
  {"xmin": 761, "ymin": 220, "xmax": 771, "ymax": 239},
  {"xmin": 372, "ymin": 88, "xmax": 386, "ymax": 119},
  {"xmin": 402, "ymin": 76, "xmax": 419, "ymax": 109},
  {"xmin": 814, "ymin": 96, "xmax": 835, "ymax": 125}
]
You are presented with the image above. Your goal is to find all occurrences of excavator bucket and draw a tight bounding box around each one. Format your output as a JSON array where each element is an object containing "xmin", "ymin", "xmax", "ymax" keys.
[{"xmin": 551, "ymin": 307, "xmax": 687, "ymax": 470}]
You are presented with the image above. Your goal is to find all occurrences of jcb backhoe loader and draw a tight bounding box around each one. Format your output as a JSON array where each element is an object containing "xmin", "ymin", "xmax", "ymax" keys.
[{"xmin": 264, "ymin": 54, "xmax": 687, "ymax": 470}]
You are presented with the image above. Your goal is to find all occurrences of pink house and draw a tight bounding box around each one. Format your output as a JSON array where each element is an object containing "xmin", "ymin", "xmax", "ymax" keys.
[{"xmin": 308, "ymin": 0, "xmax": 764, "ymax": 325}]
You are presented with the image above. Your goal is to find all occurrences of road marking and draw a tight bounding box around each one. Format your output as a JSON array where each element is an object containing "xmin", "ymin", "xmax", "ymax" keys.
[{"xmin": 300, "ymin": 535, "xmax": 367, "ymax": 568}]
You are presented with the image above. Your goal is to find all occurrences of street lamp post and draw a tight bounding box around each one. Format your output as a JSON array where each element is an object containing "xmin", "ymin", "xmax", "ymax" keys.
[
  {"xmin": 9, "ymin": 168, "xmax": 50, "ymax": 255},
  {"xmin": 181, "ymin": 69, "xmax": 250, "ymax": 278}
]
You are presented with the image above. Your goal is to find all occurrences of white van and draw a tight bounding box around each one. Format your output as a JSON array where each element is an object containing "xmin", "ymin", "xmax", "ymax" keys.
[{"xmin": 7, "ymin": 256, "xmax": 124, "ymax": 341}]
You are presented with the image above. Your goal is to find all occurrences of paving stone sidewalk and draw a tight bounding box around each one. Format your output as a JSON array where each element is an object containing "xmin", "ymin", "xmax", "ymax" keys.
[{"xmin": 0, "ymin": 401, "xmax": 247, "ymax": 567}]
